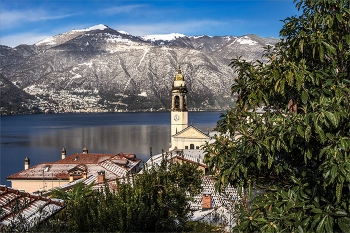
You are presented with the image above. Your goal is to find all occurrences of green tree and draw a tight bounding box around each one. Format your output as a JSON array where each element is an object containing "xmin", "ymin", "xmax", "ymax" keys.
[
  {"xmin": 55, "ymin": 152, "xmax": 203, "ymax": 232},
  {"xmin": 50, "ymin": 180, "xmax": 96, "ymax": 220},
  {"xmin": 204, "ymin": 0, "xmax": 350, "ymax": 232}
]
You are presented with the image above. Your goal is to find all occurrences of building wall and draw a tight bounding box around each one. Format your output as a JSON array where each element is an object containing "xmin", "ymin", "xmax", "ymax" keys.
[
  {"xmin": 171, "ymin": 111, "xmax": 188, "ymax": 137},
  {"xmin": 172, "ymin": 137, "xmax": 208, "ymax": 150},
  {"xmin": 9, "ymin": 179, "xmax": 70, "ymax": 193}
]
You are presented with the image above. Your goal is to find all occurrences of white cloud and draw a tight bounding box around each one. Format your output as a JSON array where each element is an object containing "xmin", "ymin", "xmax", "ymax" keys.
[
  {"xmin": 113, "ymin": 20, "xmax": 227, "ymax": 36},
  {"xmin": 99, "ymin": 5, "xmax": 145, "ymax": 16},
  {"xmin": 0, "ymin": 9, "xmax": 77, "ymax": 29},
  {"xmin": 0, "ymin": 33, "xmax": 51, "ymax": 48}
]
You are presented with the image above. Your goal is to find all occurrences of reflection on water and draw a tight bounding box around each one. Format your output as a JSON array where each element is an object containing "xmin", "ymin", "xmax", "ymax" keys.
[
  {"xmin": 29, "ymin": 125, "xmax": 171, "ymax": 156},
  {"xmin": 1, "ymin": 112, "xmax": 219, "ymax": 186}
]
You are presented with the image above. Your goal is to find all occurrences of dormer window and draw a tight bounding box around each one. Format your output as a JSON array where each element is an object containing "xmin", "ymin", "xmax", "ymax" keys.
[
  {"xmin": 73, "ymin": 170, "xmax": 81, "ymax": 175},
  {"xmin": 44, "ymin": 165, "xmax": 50, "ymax": 172},
  {"xmin": 74, "ymin": 156, "xmax": 79, "ymax": 161}
]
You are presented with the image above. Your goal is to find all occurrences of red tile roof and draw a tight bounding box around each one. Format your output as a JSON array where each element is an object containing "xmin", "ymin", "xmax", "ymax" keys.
[
  {"xmin": 56, "ymin": 153, "xmax": 117, "ymax": 164},
  {"xmin": 7, "ymin": 163, "xmax": 73, "ymax": 180},
  {"xmin": 7, "ymin": 153, "xmax": 141, "ymax": 181},
  {"xmin": 0, "ymin": 185, "xmax": 65, "ymax": 228}
]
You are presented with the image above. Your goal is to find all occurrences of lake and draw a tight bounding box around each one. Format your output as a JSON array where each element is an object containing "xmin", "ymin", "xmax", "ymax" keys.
[{"xmin": 0, "ymin": 112, "xmax": 222, "ymax": 186}]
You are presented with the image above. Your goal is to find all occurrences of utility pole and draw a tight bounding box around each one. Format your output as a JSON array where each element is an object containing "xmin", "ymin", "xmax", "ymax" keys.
[{"xmin": 43, "ymin": 170, "xmax": 44, "ymax": 191}]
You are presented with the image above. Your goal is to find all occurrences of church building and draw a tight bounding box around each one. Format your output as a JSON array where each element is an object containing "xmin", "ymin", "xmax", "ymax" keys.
[{"xmin": 170, "ymin": 67, "xmax": 211, "ymax": 150}]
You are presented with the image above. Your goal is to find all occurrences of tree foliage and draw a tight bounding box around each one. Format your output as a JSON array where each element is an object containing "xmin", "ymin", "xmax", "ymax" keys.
[
  {"xmin": 42, "ymin": 153, "xmax": 202, "ymax": 232},
  {"xmin": 204, "ymin": 0, "xmax": 350, "ymax": 232},
  {"xmin": 64, "ymin": 155, "xmax": 202, "ymax": 232}
]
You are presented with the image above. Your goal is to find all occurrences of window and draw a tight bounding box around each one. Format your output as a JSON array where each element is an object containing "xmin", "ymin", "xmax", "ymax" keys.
[
  {"xmin": 185, "ymin": 146, "xmax": 188, "ymax": 149},
  {"xmin": 196, "ymin": 146, "xmax": 199, "ymax": 149},
  {"xmin": 74, "ymin": 156, "xmax": 79, "ymax": 161},
  {"xmin": 174, "ymin": 96, "xmax": 180, "ymax": 108},
  {"xmin": 74, "ymin": 171, "xmax": 82, "ymax": 175},
  {"xmin": 44, "ymin": 165, "xmax": 50, "ymax": 172},
  {"xmin": 190, "ymin": 144, "xmax": 194, "ymax": 149}
]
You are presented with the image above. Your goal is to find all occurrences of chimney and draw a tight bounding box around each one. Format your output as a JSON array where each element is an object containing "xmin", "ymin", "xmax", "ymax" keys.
[
  {"xmin": 24, "ymin": 157, "xmax": 30, "ymax": 170},
  {"xmin": 69, "ymin": 173, "xmax": 74, "ymax": 182},
  {"xmin": 97, "ymin": 171, "xmax": 105, "ymax": 183},
  {"xmin": 62, "ymin": 148, "xmax": 66, "ymax": 159},
  {"xmin": 202, "ymin": 192, "xmax": 212, "ymax": 210},
  {"xmin": 83, "ymin": 147, "xmax": 88, "ymax": 154}
]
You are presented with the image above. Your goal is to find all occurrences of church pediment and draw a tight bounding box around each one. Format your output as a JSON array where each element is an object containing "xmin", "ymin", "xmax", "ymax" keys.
[{"xmin": 173, "ymin": 126, "xmax": 210, "ymax": 139}]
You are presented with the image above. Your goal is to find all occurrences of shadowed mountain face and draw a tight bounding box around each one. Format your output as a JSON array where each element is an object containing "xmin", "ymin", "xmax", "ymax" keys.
[
  {"xmin": 0, "ymin": 25, "xmax": 280, "ymax": 110},
  {"xmin": 0, "ymin": 73, "xmax": 34, "ymax": 114}
]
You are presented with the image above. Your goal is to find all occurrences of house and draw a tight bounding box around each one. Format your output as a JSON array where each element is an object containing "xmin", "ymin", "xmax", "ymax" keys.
[
  {"xmin": 7, "ymin": 148, "xmax": 142, "ymax": 193},
  {"xmin": 0, "ymin": 185, "xmax": 65, "ymax": 230}
]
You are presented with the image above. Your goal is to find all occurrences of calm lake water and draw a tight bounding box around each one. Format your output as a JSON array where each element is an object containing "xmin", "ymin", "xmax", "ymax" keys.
[{"xmin": 0, "ymin": 112, "xmax": 221, "ymax": 186}]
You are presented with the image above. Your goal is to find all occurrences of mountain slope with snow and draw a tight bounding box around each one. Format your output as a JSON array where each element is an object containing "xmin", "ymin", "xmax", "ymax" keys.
[
  {"xmin": 0, "ymin": 25, "xmax": 280, "ymax": 110},
  {"xmin": 141, "ymin": 33, "xmax": 186, "ymax": 42}
]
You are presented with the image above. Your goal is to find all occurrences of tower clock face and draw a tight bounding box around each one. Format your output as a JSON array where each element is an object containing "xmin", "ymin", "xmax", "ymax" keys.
[{"xmin": 174, "ymin": 114, "xmax": 180, "ymax": 121}]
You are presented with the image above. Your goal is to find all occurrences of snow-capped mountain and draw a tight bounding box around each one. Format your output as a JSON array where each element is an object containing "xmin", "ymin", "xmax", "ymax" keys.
[
  {"xmin": 140, "ymin": 33, "xmax": 237, "ymax": 54},
  {"xmin": 141, "ymin": 33, "xmax": 187, "ymax": 42},
  {"xmin": 0, "ymin": 24, "xmax": 280, "ymax": 110}
]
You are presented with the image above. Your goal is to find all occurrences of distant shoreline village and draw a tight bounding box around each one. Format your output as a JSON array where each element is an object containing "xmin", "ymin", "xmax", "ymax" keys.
[{"xmin": 0, "ymin": 86, "xmax": 225, "ymax": 115}]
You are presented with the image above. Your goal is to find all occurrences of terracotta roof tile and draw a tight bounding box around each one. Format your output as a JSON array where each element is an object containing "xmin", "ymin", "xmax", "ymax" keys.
[
  {"xmin": 7, "ymin": 163, "xmax": 74, "ymax": 180},
  {"xmin": 55, "ymin": 153, "xmax": 119, "ymax": 164},
  {"xmin": 7, "ymin": 152, "xmax": 141, "ymax": 181},
  {"xmin": 0, "ymin": 185, "xmax": 64, "ymax": 228}
]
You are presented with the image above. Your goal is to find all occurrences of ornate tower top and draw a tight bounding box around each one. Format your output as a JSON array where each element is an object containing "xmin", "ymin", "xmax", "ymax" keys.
[
  {"xmin": 175, "ymin": 66, "xmax": 184, "ymax": 81},
  {"xmin": 171, "ymin": 66, "xmax": 188, "ymax": 112}
]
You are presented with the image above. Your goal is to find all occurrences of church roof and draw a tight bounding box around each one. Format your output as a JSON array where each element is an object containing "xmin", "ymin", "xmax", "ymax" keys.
[{"xmin": 172, "ymin": 124, "xmax": 210, "ymax": 139}]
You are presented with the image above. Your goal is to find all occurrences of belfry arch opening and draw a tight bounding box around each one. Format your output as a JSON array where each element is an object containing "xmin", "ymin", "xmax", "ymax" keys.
[{"xmin": 174, "ymin": 96, "xmax": 180, "ymax": 108}]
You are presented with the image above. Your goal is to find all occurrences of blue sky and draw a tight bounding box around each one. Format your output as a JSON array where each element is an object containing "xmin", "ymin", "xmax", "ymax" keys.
[{"xmin": 0, "ymin": 1, "xmax": 301, "ymax": 48}]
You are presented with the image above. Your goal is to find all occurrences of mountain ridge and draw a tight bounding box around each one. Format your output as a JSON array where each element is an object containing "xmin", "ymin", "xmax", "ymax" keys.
[{"xmin": 0, "ymin": 24, "xmax": 280, "ymax": 111}]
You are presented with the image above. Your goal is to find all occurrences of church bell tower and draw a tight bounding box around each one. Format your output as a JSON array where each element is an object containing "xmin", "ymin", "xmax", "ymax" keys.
[{"xmin": 171, "ymin": 67, "xmax": 188, "ymax": 148}]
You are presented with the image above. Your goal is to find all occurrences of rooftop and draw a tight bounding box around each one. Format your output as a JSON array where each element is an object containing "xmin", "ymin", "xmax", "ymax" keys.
[
  {"xmin": 0, "ymin": 185, "xmax": 65, "ymax": 229},
  {"xmin": 7, "ymin": 152, "xmax": 142, "ymax": 181}
]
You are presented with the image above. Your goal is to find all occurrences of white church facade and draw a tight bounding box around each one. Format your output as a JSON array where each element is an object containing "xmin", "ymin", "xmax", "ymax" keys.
[{"xmin": 169, "ymin": 67, "xmax": 211, "ymax": 151}]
